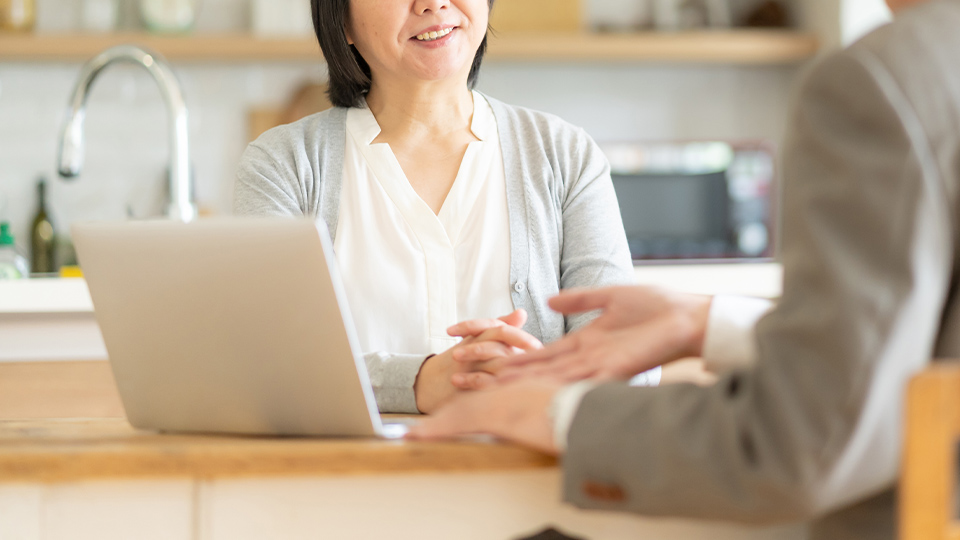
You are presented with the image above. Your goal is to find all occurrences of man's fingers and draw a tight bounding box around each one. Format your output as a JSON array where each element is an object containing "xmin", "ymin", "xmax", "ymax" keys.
[
  {"xmin": 498, "ymin": 336, "xmax": 577, "ymax": 370},
  {"xmin": 407, "ymin": 395, "xmax": 486, "ymax": 440},
  {"xmin": 548, "ymin": 288, "xmax": 618, "ymax": 315},
  {"xmin": 516, "ymin": 351, "xmax": 597, "ymax": 382}
]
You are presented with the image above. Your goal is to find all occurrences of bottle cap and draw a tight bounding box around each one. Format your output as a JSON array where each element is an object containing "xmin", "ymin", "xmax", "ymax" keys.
[{"xmin": 0, "ymin": 222, "xmax": 14, "ymax": 246}]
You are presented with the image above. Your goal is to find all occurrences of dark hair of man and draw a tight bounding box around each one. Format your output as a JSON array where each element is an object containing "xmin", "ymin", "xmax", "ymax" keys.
[{"xmin": 311, "ymin": 1, "xmax": 493, "ymax": 108}]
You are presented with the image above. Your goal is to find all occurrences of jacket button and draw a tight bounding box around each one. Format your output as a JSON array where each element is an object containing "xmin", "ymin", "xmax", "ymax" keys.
[
  {"xmin": 582, "ymin": 481, "xmax": 627, "ymax": 503},
  {"xmin": 514, "ymin": 282, "xmax": 526, "ymax": 293}
]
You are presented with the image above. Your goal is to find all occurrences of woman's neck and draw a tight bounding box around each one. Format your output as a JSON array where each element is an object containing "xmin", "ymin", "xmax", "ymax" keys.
[{"xmin": 365, "ymin": 78, "xmax": 475, "ymax": 143}]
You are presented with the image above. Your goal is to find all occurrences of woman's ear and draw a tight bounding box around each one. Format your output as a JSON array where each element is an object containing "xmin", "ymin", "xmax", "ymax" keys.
[{"xmin": 343, "ymin": 16, "xmax": 355, "ymax": 45}]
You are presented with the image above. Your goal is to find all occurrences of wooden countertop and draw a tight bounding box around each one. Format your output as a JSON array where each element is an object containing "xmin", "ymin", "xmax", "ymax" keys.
[
  {"xmin": 0, "ymin": 418, "xmax": 556, "ymax": 483},
  {"xmin": 0, "ymin": 362, "xmax": 555, "ymax": 483},
  {"xmin": 0, "ymin": 360, "xmax": 711, "ymax": 484}
]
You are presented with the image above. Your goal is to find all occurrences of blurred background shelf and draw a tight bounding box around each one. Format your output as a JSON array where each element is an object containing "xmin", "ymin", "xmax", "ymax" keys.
[
  {"xmin": 490, "ymin": 30, "xmax": 818, "ymax": 63},
  {"xmin": 0, "ymin": 30, "xmax": 818, "ymax": 64}
]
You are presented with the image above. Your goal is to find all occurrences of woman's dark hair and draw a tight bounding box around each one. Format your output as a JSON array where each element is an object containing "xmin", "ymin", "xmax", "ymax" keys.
[{"xmin": 312, "ymin": 0, "xmax": 494, "ymax": 108}]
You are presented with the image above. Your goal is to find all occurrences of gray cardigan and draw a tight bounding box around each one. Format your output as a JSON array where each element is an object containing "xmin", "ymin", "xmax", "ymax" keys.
[{"xmin": 234, "ymin": 94, "xmax": 635, "ymax": 413}]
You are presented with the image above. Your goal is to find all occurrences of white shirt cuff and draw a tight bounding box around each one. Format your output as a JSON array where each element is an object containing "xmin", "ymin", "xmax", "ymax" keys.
[
  {"xmin": 550, "ymin": 366, "xmax": 660, "ymax": 453},
  {"xmin": 701, "ymin": 295, "xmax": 774, "ymax": 372},
  {"xmin": 550, "ymin": 380, "xmax": 600, "ymax": 453},
  {"xmin": 629, "ymin": 366, "xmax": 661, "ymax": 387}
]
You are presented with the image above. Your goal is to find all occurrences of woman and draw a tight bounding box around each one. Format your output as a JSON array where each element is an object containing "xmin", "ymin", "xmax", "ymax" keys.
[{"xmin": 235, "ymin": 0, "xmax": 652, "ymax": 414}]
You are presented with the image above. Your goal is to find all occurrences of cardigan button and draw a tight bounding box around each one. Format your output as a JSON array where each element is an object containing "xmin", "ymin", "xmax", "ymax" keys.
[{"xmin": 514, "ymin": 282, "xmax": 526, "ymax": 293}]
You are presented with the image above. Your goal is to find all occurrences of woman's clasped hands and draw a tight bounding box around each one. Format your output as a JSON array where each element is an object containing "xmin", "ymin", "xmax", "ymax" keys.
[
  {"xmin": 416, "ymin": 286, "xmax": 714, "ymax": 413},
  {"xmin": 413, "ymin": 309, "xmax": 543, "ymax": 413}
]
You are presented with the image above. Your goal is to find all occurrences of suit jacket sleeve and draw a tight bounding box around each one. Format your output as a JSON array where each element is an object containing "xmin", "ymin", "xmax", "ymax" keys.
[{"xmin": 562, "ymin": 45, "xmax": 955, "ymax": 523}]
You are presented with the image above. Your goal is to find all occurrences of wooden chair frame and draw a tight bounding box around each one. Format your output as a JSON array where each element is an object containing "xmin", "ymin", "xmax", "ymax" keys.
[{"xmin": 902, "ymin": 362, "xmax": 960, "ymax": 540}]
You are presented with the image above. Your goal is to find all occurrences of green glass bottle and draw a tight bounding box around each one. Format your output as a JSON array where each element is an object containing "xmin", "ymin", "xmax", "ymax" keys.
[{"xmin": 30, "ymin": 178, "xmax": 56, "ymax": 275}]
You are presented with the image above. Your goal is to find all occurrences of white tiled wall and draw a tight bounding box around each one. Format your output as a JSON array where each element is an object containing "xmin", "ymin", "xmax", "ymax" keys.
[{"xmin": 0, "ymin": 0, "xmax": 806, "ymax": 258}]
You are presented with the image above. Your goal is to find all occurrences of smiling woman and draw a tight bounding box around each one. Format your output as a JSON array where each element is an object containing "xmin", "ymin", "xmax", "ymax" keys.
[
  {"xmin": 313, "ymin": 0, "xmax": 493, "ymax": 107},
  {"xmin": 234, "ymin": 0, "xmax": 658, "ymax": 415}
]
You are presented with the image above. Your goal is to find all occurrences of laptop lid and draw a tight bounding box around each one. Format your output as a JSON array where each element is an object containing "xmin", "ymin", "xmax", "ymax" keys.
[{"xmin": 73, "ymin": 218, "xmax": 383, "ymax": 437}]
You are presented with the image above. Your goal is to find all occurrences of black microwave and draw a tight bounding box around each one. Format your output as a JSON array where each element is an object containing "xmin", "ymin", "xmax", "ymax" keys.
[{"xmin": 602, "ymin": 141, "xmax": 777, "ymax": 263}]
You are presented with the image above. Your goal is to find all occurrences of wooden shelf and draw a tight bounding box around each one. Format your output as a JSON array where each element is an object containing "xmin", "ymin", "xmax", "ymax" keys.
[
  {"xmin": 490, "ymin": 30, "xmax": 819, "ymax": 64},
  {"xmin": 0, "ymin": 30, "xmax": 818, "ymax": 64},
  {"xmin": 0, "ymin": 32, "xmax": 321, "ymax": 62}
]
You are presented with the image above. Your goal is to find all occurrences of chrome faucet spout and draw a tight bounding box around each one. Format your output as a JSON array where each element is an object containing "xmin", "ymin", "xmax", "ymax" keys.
[{"xmin": 57, "ymin": 45, "xmax": 197, "ymax": 222}]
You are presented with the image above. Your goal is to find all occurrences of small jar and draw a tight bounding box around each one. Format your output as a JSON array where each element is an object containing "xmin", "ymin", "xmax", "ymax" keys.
[
  {"xmin": 82, "ymin": 0, "xmax": 119, "ymax": 33},
  {"xmin": 653, "ymin": 0, "xmax": 683, "ymax": 31},
  {"xmin": 140, "ymin": 0, "xmax": 200, "ymax": 33},
  {"xmin": 0, "ymin": 0, "xmax": 36, "ymax": 32},
  {"xmin": 589, "ymin": 0, "xmax": 653, "ymax": 32}
]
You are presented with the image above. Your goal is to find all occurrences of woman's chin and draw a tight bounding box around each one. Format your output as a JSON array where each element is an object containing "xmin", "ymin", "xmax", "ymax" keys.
[{"xmin": 404, "ymin": 60, "xmax": 474, "ymax": 85}]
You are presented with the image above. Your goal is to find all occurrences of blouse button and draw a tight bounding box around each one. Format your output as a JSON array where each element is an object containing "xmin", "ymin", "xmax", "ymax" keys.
[{"xmin": 514, "ymin": 282, "xmax": 526, "ymax": 293}]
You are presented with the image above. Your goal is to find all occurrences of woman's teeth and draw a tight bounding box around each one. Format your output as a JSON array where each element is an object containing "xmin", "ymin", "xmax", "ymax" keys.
[{"xmin": 416, "ymin": 28, "xmax": 453, "ymax": 42}]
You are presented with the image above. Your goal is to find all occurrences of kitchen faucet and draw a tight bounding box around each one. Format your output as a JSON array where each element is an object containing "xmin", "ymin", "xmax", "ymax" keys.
[{"xmin": 57, "ymin": 45, "xmax": 197, "ymax": 222}]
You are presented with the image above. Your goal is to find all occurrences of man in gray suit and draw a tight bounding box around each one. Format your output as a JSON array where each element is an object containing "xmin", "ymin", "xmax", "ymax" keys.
[{"xmin": 409, "ymin": 0, "xmax": 960, "ymax": 538}]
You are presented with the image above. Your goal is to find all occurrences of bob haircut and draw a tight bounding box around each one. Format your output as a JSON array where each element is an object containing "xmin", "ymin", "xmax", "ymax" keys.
[{"xmin": 312, "ymin": 0, "xmax": 494, "ymax": 108}]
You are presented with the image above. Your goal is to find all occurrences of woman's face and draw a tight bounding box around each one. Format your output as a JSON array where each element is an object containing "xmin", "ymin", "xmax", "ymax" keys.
[{"xmin": 346, "ymin": 0, "xmax": 489, "ymax": 86}]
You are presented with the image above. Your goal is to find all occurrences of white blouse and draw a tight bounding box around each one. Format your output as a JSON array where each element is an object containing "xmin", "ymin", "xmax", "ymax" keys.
[{"xmin": 333, "ymin": 92, "xmax": 515, "ymax": 357}]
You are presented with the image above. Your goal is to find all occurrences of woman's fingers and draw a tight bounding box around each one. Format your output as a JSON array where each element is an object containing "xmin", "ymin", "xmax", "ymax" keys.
[
  {"xmin": 452, "ymin": 340, "xmax": 514, "ymax": 364},
  {"xmin": 498, "ymin": 309, "xmax": 527, "ymax": 329},
  {"xmin": 447, "ymin": 318, "xmax": 504, "ymax": 338},
  {"xmin": 474, "ymin": 325, "xmax": 543, "ymax": 351},
  {"xmin": 447, "ymin": 309, "xmax": 528, "ymax": 338},
  {"xmin": 451, "ymin": 371, "xmax": 497, "ymax": 391},
  {"xmin": 548, "ymin": 288, "xmax": 618, "ymax": 315}
]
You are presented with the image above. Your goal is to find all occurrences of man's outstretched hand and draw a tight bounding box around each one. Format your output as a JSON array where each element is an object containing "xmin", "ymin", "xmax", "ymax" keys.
[
  {"xmin": 407, "ymin": 378, "xmax": 564, "ymax": 455},
  {"xmin": 480, "ymin": 286, "xmax": 712, "ymax": 385}
]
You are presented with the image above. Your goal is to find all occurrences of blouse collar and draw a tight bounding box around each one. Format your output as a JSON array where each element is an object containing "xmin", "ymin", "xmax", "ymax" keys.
[{"xmin": 350, "ymin": 90, "xmax": 493, "ymax": 145}]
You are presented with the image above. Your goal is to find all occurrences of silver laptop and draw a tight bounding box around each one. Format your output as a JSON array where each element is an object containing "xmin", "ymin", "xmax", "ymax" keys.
[{"xmin": 73, "ymin": 218, "xmax": 401, "ymax": 438}]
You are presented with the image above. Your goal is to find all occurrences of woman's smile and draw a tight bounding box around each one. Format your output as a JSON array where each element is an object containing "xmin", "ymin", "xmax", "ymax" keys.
[
  {"xmin": 411, "ymin": 25, "xmax": 458, "ymax": 48},
  {"xmin": 414, "ymin": 25, "xmax": 455, "ymax": 41}
]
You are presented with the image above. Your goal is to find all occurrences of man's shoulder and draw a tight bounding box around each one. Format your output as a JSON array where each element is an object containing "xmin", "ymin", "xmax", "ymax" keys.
[
  {"xmin": 795, "ymin": 0, "xmax": 960, "ymax": 126},
  {"xmin": 849, "ymin": 0, "xmax": 960, "ymax": 82}
]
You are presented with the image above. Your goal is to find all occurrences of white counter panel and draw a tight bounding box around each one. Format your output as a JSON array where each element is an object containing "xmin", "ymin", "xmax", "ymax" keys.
[{"xmin": 0, "ymin": 263, "xmax": 782, "ymax": 362}]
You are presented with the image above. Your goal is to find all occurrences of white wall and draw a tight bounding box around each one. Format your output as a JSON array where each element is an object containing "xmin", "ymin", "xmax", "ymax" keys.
[
  {"xmin": 0, "ymin": 0, "xmax": 807, "ymax": 258},
  {"xmin": 842, "ymin": 0, "xmax": 892, "ymax": 44}
]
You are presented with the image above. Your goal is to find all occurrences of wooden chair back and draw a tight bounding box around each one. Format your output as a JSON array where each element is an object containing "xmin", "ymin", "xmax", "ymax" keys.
[{"xmin": 901, "ymin": 362, "xmax": 960, "ymax": 540}]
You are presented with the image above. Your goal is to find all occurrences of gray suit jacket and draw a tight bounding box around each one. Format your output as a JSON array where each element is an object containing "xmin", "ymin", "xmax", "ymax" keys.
[{"xmin": 563, "ymin": 2, "xmax": 960, "ymax": 538}]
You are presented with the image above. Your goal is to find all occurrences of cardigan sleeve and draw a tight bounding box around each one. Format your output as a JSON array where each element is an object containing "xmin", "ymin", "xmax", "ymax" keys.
[
  {"xmin": 558, "ymin": 128, "xmax": 636, "ymax": 333},
  {"xmin": 234, "ymin": 141, "xmax": 306, "ymax": 217},
  {"xmin": 234, "ymin": 136, "xmax": 427, "ymax": 414}
]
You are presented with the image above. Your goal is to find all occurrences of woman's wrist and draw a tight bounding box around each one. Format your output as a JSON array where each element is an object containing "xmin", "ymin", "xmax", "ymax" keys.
[{"xmin": 414, "ymin": 352, "xmax": 454, "ymax": 414}]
